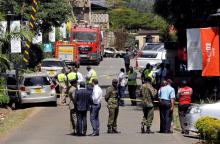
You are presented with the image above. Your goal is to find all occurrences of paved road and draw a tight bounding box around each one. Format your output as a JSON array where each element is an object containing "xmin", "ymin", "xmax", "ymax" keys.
[{"xmin": 0, "ymin": 58, "xmax": 197, "ymax": 144}]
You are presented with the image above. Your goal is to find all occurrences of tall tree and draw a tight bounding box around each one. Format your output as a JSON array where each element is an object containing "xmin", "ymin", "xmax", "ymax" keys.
[{"xmin": 154, "ymin": 0, "xmax": 220, "ymax": 46}]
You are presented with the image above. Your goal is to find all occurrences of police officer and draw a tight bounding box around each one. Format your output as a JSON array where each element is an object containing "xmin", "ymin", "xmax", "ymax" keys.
[
  {"xmin": 140, "ymin": 77, "xmax": 157, "ymax": 133},
  {"xmin": 68, "ymin": 79, "xmax": 78, "ymax": 135},
  {"xmin": 105, "ymin": 79, "xmax": 120, "ymax": 134},
  {"xmin": 158, "ymin": 80, "xmax": 175, "ymax": 133},
  {"xmin": 85, "ymin": 66, "xmax": 97, "ymax": 85},
  {"xmin": 141, "ymin": 63, "xmax": 151, "ymax": 83},
  {"xmin": 128, "ymin": 66, "xmax": 137, "ymax": 106},
  {"xmin": 177, "ymin": 80, "xmax": 193, "ymax": 134},
  {"xmin": 57, "ymin": 68, "xmax": 67, "ymax": 105},
  {"xmin": 67, "ymin": 67, "xmax": 78, "ymax": 83}
]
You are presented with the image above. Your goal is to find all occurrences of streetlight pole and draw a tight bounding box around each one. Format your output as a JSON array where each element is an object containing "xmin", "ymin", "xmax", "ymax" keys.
[{"xmin": 210, "ymin": 8, "xmax": 220, "ymax": 99}]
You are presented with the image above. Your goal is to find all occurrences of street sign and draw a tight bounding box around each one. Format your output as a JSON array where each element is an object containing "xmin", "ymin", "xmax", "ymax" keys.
[
  {"xmin": 32, "ymin": 32, "xmax": 42, "ymax": 44},
  {"xmin": 44, "ymin": 43, "xmax": 52, "ymax": 52}
]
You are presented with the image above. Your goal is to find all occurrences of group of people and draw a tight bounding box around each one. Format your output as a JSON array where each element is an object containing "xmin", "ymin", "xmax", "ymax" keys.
[{"xmin": 123, "ymin": 50, "xmax": 193, "ymax": 134}]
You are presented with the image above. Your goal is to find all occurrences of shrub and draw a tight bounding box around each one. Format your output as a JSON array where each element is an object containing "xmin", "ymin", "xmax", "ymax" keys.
[
  {"xmin": 195, "ymin": 117, "xmax": 220, "ymax": 144},
  {"xmin": 0, "ymin": 93, "xmax": 10, "ymax": 107}
]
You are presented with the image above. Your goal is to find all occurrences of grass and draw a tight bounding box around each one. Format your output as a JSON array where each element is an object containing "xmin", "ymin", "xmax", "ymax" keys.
[{"xmin": 0, "ymin": 108, "xmax": 35, "ymax": 137}]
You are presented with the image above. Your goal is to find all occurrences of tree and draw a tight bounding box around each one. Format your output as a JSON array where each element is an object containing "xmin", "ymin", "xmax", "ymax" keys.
[
  {"xmin": 154, "ymin": 0, "xmax": 220, "ymax": 46},
  {"xmin": 0, "ymin": 0, "xmax": 71, "ymax": 33}
]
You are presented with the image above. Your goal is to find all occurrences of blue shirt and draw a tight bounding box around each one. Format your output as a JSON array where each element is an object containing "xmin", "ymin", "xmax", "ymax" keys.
[{"xmin": 158, "ymin": 85, "xmax": 175, "ymax": 100}]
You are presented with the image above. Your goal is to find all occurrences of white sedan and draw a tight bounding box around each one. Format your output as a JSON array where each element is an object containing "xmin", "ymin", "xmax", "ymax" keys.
[{"xmin": 185, "ymin": 101, "xmax": 220, "ymax": 132}]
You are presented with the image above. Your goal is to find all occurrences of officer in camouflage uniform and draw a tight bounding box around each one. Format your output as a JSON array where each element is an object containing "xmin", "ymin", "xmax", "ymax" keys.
[
  {"xmin": 105, "ymin": 79, "xmax": 120, "ymax": 134},
  {"xmin": 140, "ymin": 77, "xmax": 157, "ymax": 133}
]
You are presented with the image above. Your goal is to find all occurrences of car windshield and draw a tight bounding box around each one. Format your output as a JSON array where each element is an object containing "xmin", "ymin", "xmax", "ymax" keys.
[
  {"xmin": 143, "ymin": 44, "xmax": 164, "ymax": 51},
  {"xmin": 42, "ymin": 61, "xmax": 65, "ymax": 67},
  {"xmin": 72, "ymin": 32, "xmax": 96, "ymax": 42},
  {"xmin": 24, "ymin": 76, "xmax": 51, "ymax": 86},
  {"xmin": 139, "ymin": 53, "xmax": 158, "ymax": 58}
]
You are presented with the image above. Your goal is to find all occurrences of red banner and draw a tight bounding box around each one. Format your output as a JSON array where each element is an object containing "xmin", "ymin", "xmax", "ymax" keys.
[{"xmin": 200, "ymin": 27, "xmax": 220, "ymax": 76}]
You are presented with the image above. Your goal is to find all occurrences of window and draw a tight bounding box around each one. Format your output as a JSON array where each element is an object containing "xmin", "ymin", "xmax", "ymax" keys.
[
  {"xmin": 139, "ymin": 53, "xmax": 158, "ymax": 58},
  {"xmin": 24, "ymin": 77, "xmax": 51, "ymax": 86},
  {"xmin": 72, "ymin": 32, "xmax": 96, "ymax": 42},
  {"xmin": 42, "ymin": 61, "xmax": 65, "ymax": 67},
  {"xmin": 7, "ymin": 77, "xmax": 17, "ymax": 85},
  {"xmin": 143, "ymin": 44, "xmax": 164, "ymax": 51}
]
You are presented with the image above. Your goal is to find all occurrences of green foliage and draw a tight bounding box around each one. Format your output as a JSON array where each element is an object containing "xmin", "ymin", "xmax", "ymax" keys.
[
  {"xmin": 109, "ymin": 7, "xmax": 168, "ymax": 34},
  {"xmin": 0, "ymin": 0, "xmax": 71, "ymax": 33},
  {"xmin": 195, "ymin": 117, "xmax": 220, "ymax": 144},
  {"xmin": 0, "ymin": 93, "xmax": 10, "ymax": 106},
  {"xmin": 0, "ymin": 54, "xmax": 10, "ymax": 72},
  {"xmin": 124, "ymin": 34, "xmax": 136, "ymax": 49},
  {"xmin": 154, "ymin": 0, "xmax": 220, "ymax": 45}
]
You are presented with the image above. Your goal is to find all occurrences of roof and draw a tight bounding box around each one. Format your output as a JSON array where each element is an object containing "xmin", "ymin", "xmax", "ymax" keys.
[
  {"xmin": 91, "ymin": 0, "xmax": 108, "ymax": 9},
  {"xmin": 23, "ymin": 72, "xmax": 49, "ymax": 78},
  {"xmin": 42, "ymin": 58, "xmax": 62, "ymax": 62},
  {"xmin": 137, "ymin": 30, "xmax": 160, "ymax": 35}
]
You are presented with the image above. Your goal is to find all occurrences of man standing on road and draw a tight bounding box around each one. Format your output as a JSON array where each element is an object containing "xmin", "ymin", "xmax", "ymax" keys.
[
  {"xmin": 68, "ymin": 79, "xmax": 77, "ymax": 135},
  {"xmin": 89, "ymin": 79, "xmax": 102, "ymax": 136},
  {"xmin": 140, "ymin": 77, "xmax": 157, "ymax": 134},
  {"xmin": 177, "ymin": 80, "xmax": 193, "ymax": 134},
  {"xmin": 128, "ymin": 66, "xmax": 137, "ymax": 106},
  {"xmin": 85, "ymin": 66, "xmax": 97, "ymax": 85},
  {"xmin": 57, "ymin": 68, "xmax": 67, "ymax": 105},
  {"xmin": 105, "ymin": 79, "xmax": 120, "ymax": 134},
  {"xmin": 158, "ymin": 80, "xmax": 175, "ymax": 133},
  {"xmin": 123, "ymin": 49, "xmax": 130, "ymax": 73},
  {"xmin": 118, "ymin": 68, "xmax": 127, "ymax": 106},
  {"xmin": 74, "ymin": 82, "xmax": 92, "ymax": 136}
]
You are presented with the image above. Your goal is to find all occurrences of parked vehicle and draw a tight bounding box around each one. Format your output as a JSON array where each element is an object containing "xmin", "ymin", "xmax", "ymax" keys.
[
  {"xmin": 70, "ymin": 24, "xmax": 104, "ymax": 64},
  {"xmin": 104, "ymin": 47, "xmax": 126, "ymax": 58},
  {"xmin": 185, "ymin": 101, "xmax": 220, "ymax": 132},
  {"xmin": 54, "ymin": 41, "xmax": 80, "ymax": 67},
  {"xmin": 19, "ymin": 72, "xmax": 57, "ymax": 106},
  {"xmin": 41, "ymin": 58, "xmax": 68, "ymax": 78},
  {"xmin": 135, "ymin": 43, "xmax": 166, "ymax": 68}
]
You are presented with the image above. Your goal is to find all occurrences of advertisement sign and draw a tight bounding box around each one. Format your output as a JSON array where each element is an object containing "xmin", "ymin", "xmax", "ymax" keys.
[
  {"xmin": 200, "ymin": 27, "xmax": 220, "ymax": 76},
  {"xmin": 49, "ymin": 26, "xmax": 55, "ymax": 42},
  {"xmin": 10, "ymin": 21, "xmax": 21, "ymax": 53},
  {"xmin": 187, "ymin": 28, "xmax": 202, "ymax": 70}
]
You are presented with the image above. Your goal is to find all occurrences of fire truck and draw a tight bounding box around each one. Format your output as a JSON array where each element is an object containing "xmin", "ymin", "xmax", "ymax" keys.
[
  {"xmin": 54, "ymin": 41, "xmax": 80, "ymax": 67},
  {"xmin": 70, "ymin": 24, "xmax": 104, "ymax": 65}
]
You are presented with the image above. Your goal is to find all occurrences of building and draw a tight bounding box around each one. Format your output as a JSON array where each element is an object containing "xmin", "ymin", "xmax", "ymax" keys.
[{"xmin": 135, "ymin": 30, "xmax": 160, "ymax": 49}]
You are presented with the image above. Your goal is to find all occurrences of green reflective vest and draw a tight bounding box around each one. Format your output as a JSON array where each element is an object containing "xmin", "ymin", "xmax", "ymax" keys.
[
  {"xmin": 87, "ymin": 69, "xmax": 97, "ymax": 84},
  {"xmin": 57, "ymin": 73, "xmax": 66, "ymax": 83},
  {"xmin": 128, "ymin": 71, "xmax": 137, "ymax": 85},
  {"xmin": 144, "ymin": 69, "xmax": 150, "ymax": 78},
  {"xmin": 67, "ymin": 72, "xmax": 77, "ymax": 81},
  {"xmin": 148, "ymin": 71, "xmax": 156, "ymax": 85}
]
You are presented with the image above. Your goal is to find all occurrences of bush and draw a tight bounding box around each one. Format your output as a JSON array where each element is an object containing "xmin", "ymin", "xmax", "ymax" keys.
[
  {"xmin": 195, "ymin": 117, "xmax": 220, "ymax": 144},
  {"xmin": 0, "ymin": 93, "xmax": 10, "ymax": 106}
]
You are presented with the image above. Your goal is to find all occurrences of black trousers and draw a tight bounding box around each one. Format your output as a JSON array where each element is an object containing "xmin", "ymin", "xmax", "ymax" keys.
[
  {"xmin": 76, "ymin": 111, "xmax": 87, "ymax": 135},
  {"xmin": 178, "ymin": 104, "xmax": 191, "ymax": 132},
  {"xmin": 125, "ymin": 63, "xmax": 130, "ymax": 73},
  {"xmin": 128, "ymin": 85, "xmax": 137, "ymax": 106},
  {"xmin": 159, "ymin": 99, "xmax": 172, "ymax": 133}
]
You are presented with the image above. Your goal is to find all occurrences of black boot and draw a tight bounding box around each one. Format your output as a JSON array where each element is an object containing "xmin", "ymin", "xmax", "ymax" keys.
[
  {"xmin": 146, "ymin": 127, "xmax": 154, "ymax": 134},
  {"xmin": 141, "ymin": 122, "xmax": 145, "ymax": 133},
  {"xmin": 112, "ymin": 128, "xmax": 120, "ymax": 133},
  {"xmin": 107, "ymin": 127, "xmax": 113, "ymax": 133}
]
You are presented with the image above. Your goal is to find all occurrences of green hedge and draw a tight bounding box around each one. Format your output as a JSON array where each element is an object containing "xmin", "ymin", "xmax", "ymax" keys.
[
  {"xmin": 195, "ymin": 117, "xmax": 220, "ymax": 144},
  {"xmin": 0, "ymin": 93, "xmax": 10, "ymax": 106}
]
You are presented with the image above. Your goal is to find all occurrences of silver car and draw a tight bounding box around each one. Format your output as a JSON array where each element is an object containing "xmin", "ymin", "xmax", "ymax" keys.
[
  {"xmin": 41, "ymin": 58, "xmax": 68, "ymax": 77},
  {"xmin": 185, "ymin": 101, "xmax": 220, "ymax": 132},
  {"xmin": 19, "ymin": 72, "xmax": 57, "ymax": 105}
]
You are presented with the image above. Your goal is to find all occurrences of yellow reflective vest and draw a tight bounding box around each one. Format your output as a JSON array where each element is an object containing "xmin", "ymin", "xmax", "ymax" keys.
[
  {"xmin": 67, "ymin": 72, "xmax": 77, "ymax": 81},
  {"xmin": 57, "ymin": 73, "xmax": 66, "ymax": 83},
  {"xmin": 87, "ymin": 69, "xmax": 97, "ymax": 84}
]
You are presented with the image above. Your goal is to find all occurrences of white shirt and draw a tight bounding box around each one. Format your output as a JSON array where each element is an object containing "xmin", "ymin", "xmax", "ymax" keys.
[
  {"xmin": 118, "ymin": 72, "xmax": 127, "ymax": 87},
  {"xmin": 92, "ymin": 85, "xmax": 102, "ymax": 104},
  {"xmin": 86, "ymin": 69, "xmax": 94, "ymax": 79},
  {"xmin": 77, "ymin": 71, "xmax": 84, "ymax": 83}
]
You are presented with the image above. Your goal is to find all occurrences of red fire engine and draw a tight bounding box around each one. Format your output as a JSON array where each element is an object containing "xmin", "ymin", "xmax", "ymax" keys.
[{"xmin": 70, "ymin": 24, "xmax": 104, "ymax": 65}]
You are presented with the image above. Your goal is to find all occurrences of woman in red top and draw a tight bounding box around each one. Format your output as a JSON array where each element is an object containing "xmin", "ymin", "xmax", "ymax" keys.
[{"xmin": 177, "ymin": 80, "xmax": 193, "ymax": 134}]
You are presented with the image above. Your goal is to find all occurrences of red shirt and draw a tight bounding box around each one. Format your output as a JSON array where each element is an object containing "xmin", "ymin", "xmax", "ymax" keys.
[{"xmin": 178, "ymin": 86, "xmax": 193, "ymax": 105}]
